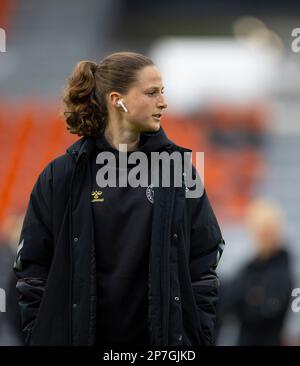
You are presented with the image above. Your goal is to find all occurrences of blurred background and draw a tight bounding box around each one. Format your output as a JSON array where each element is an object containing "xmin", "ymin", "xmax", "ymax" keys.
[{"xmin": 0, "ymin": 0, "xmax": 300, "ymax": 346}]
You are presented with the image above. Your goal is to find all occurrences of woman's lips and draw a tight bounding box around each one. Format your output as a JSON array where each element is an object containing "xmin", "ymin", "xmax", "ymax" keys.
[{"xmin": 152, "ymin": 114, "xmax": 162, "ymax": 121}]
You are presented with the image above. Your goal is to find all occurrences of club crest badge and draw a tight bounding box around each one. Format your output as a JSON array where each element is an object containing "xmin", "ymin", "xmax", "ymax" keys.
[{"xmin": 146, "ymin": 184, "xmax": 154, "ymax": 204}]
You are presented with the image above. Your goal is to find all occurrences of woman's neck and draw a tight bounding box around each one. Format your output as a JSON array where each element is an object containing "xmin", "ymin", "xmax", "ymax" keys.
[{"xmin": 104, "ymin": 125, "xmax": 140, "ymax": 152}]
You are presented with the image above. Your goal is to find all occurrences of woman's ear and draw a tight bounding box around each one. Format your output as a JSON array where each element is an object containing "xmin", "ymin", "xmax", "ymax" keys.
[{"xmin": 108, "ymin": 92, "xmax": 122, "ymax": 108}]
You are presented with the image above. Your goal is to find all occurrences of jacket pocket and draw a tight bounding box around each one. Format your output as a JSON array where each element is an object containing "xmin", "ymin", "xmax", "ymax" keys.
[
  {"xmin": 192, "ymin": 275, "xmax": 219, "ymax": 346},
  {"xmin": 16, "ymin": 277, "xmax": 46, "ymax": 346}
]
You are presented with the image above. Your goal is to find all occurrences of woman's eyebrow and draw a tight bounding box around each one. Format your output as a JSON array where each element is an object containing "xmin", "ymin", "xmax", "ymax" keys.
[{"xmin": 145, "ymin": 86, "xmax": 165, "ymax": 91}]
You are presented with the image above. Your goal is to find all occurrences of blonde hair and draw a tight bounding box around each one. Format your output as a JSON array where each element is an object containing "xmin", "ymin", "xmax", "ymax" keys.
[{"xmin": 246, "ymin": 198, "xmax": 283, "ymax": 236}]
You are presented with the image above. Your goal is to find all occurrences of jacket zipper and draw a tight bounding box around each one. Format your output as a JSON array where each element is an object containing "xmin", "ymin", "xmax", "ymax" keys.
[
  {"xmin": 161, "ymin": 175, "xmax": 176, "ymax": 344},
  {"xmin": 68, "ymin": 149, "xmax": 82, "ymax": 345}
]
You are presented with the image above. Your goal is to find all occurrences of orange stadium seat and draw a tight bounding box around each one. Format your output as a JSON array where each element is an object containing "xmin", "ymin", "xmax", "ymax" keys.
[
  {"xmin": 0, "ymin": 103, "xmax": 267, "ymax": 232},
  {"xmin": 0, "ymin": 0, "xmax": 17, "ymax": 30}
]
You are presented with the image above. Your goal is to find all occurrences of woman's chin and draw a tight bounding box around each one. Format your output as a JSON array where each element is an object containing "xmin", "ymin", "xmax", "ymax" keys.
[
  {"xmin": 129, "ymin": 119, "xmax": 160, "ymax": 133},
  {"xmin": 145, "ymin": 121, "xmax": 161, "ymax": 132}
]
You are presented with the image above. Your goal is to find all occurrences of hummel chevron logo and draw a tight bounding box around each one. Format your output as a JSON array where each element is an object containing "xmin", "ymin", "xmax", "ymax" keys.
[{"xmin": 91, "ymin": 190, "xmax": 104, "ymax": 202}]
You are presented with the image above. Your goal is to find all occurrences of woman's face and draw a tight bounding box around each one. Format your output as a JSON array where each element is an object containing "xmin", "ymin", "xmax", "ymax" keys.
[{"xmin": 121, "ymin": 65, "xmax": 168, "ymax": 133}]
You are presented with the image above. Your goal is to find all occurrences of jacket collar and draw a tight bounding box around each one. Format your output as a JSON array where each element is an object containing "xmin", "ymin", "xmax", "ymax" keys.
[
  {"xmin": 66, "ymin": 128, "xmax": 192, "ymax": 161},
  {"xmin": 66, "ymin": 136, "xmax": 95, "ymax": 160}
]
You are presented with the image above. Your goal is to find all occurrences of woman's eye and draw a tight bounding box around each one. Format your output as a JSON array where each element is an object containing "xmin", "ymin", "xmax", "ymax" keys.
[{"xmin": 146, "ymin": 90, "xmax": 164, "ymax": 96}]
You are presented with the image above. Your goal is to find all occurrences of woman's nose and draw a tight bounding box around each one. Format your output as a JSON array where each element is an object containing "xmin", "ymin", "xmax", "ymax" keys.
[{"xmin": 158, "ymin": 95, "xmax": 168, "ymax": 110}]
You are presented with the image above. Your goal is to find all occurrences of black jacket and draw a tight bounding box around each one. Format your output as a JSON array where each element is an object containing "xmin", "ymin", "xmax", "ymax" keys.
[
  {"xmin": 218, "ymin": 248, "xmax": 293, "ymax": 346},
  {"xmin": 0, "ymin": 245, "xmax": 23, "ymax": 345},
  {"xmin": 14, "ymin": 128, "xmax": 225, "ymax": 346}
]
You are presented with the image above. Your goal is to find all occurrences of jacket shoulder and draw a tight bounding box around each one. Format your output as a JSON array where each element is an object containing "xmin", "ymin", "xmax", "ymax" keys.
[
  {"xmin": 33, "ymin": 153, "xmax": 74, "ymax": 194},
  {"xmin": 51, "ymin": 153, "xmax": 74, "ymax": 176}
]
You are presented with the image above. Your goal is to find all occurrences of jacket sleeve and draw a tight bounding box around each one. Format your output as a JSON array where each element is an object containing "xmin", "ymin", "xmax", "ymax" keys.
[
  {"xmin": 13, "ymin": 163, "xmax": 53, "ymax": 345},
  {"xmin": 188, "ymin": 185, "xmax": 225, "ymax": 346}
]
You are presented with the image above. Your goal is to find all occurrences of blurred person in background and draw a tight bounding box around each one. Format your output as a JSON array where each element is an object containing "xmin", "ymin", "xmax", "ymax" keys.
[
  {"xmin": 0, "ymin": 215, "xmax": 24, "ymax": 346},
  {"xmin": 13, "ymin": 51, "xmax": 225, "ymax": 346},
  {"xmin": 218, "ymin": 198, "xmax": 293, "ymax": 346}
]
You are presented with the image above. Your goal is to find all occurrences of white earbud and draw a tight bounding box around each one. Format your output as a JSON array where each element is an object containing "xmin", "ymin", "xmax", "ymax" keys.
[{"xmin": 116, "ymin": 99, "xmax": 128, "ymax": 113}]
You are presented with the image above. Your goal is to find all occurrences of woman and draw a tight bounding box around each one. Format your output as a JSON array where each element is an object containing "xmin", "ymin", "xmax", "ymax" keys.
[{"xmin": 14, "ymin": 51, "xmax": 225, "ymax": 346}]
